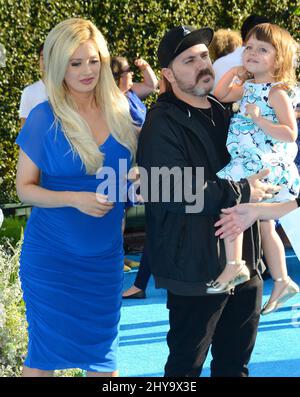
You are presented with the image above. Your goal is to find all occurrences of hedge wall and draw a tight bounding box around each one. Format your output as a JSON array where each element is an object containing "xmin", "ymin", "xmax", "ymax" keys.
[{"xmin": 0, "ymin": 0, "xmax": 299, "ymax": 204}]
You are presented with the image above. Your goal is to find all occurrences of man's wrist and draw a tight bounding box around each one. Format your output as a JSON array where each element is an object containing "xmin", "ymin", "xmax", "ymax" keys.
[{"xmin": 239, "ymin": 178, "xmax": 251, "ymax": 203}]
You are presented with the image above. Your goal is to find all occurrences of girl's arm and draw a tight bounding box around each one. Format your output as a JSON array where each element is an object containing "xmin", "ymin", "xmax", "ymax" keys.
[
  {"xmin": 246, "ymin": 87, "xmax": 298, "ymax": 142},
  {"xmin": 16, "ymin": 149, "xmax": 114, "ymax": 217},
  {"xmin": 131, "ymin": 59, "xmax": 158, "ymax": 99},
  {"xmin": 213, "ymin": 66, "xmax": 244, "ymax": 103}
]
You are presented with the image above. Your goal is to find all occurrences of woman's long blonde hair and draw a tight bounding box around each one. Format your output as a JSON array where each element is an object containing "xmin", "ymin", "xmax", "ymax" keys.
[
  {"xmin": 244, "ymin": 23, "xmax": 298, "ymax": 89},
  {"xmin": 43, "ymin": 18, "xmax": 137, "ymax": 174}
]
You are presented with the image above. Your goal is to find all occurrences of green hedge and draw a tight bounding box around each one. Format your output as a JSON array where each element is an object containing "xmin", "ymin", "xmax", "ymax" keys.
[{"xmin": 0, "ymin": 0, "xmax": 299, "ymax": 204}]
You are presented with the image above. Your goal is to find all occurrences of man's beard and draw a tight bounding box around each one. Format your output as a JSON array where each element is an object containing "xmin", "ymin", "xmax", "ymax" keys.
[{"xmin": 173, "ymin": 67, "xmax": 215, "ymax": 97}]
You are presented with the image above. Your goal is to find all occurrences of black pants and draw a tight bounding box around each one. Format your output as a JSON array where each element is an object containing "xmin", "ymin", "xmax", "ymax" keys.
[{"xmin": 164, "ymin": 275, "xmax": 263, "ymax": 377}]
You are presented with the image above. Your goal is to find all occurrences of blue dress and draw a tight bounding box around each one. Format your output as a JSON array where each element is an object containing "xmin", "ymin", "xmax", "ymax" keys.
[
  {"xmin": 126, "ymin": 89, "xmax": 147, "ymax": 127},
  {"xmin": 16, "ymin": 101, "xmax": 132, "ymax": 372},
  {"xmin": 217, "ymin": 81, "xmax": 300, "ymax": 202}
]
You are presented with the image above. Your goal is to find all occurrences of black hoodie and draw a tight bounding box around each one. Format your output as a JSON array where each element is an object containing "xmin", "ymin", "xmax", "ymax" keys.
[{"xmin": 137, "ymin": 92, "xmax": 263, "ymax": 296}]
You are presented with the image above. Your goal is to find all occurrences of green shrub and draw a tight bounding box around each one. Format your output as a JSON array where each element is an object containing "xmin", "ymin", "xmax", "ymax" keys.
[{"xmin": 0, "ymin": 237, "xmax": 27, "ymax": 377}]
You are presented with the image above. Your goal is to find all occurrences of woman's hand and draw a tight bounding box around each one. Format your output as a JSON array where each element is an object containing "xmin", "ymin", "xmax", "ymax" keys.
[
  {"xmin": 71, "ymin": 192, "xmax": 114, "ymax": 217},
  {"xmin": 245, "ymin": 103, "xmax": 261, "ymax": 120},
  {"xmin": 214, "ymin": 203, "xmax": 259, "ymax": 240}
]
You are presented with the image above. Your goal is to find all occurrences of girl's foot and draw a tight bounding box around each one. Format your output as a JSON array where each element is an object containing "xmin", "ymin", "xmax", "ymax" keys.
[
  {"xmin": 261, "ymin": 277, "xmax": 299, "ymax": 315},
  {"xmin": 268, "ymin": 278, "xmax": 290, "ymax": 304}
]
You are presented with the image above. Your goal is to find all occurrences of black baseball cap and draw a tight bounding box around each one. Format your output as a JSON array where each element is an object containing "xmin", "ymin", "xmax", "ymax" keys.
[{"xmin": 158, "ymin": 25, "xmax": 214, "ymax": 68}]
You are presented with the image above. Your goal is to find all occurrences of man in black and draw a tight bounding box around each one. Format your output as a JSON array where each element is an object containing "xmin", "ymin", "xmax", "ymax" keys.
[{"xmin": 137, "ymin": 26, "xmax": 279, "ymax": 377}]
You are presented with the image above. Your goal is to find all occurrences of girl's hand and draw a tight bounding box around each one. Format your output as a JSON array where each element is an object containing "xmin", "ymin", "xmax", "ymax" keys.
[
  {"xmin": 71, "ymin": 192, "xmax": 114, "ymax": 217},
  {"xmin": 245, "ymin": 103, "xmax": 261, "ymax": 120},
  {"xmin": 230, "ymin": 66, "xmax": 247, "ymax": 79}
]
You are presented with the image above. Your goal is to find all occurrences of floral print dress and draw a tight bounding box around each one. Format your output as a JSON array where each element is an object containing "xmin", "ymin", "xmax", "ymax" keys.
[{"xmin": 217, "ymin": 80, "xmax": 300, "ymax": 202}]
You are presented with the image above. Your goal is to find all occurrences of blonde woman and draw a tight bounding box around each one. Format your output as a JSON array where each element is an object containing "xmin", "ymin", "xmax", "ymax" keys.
[{"xmin": 16, "ymin": 18, "xmax": 137, "ymax": 377}]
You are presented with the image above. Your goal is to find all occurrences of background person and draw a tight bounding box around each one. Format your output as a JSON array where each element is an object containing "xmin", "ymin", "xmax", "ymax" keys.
[
  {"xmin": 122, "ymin": 75, "xmax": 169, "ymax": 298},
  {"xmin": 209, "ymin": 28, "xmax": 242, "ymax": 63},
  {"xmin": 111, "ymin": 55, "xmax": 157, "ymax": 287},
  {"xmin": 111, "ymin": 55, "xmax": 158, "ymax": 130}
]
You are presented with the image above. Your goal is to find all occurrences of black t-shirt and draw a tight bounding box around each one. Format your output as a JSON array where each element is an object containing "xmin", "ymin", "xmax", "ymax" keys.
[{"xmin": 188, "ymin": 98, "xmax": 231, "ymax": 168}]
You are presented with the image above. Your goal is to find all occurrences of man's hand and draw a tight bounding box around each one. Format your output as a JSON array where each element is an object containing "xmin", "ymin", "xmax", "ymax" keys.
[{"xmin": 246, "ymin": 169, "xmax": 281, "ymax": 203}]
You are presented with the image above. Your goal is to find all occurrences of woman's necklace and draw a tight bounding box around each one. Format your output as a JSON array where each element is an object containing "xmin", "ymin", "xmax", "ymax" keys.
[{"xmin": 196, "ymin": 106, "xmax": 215, "ymax": 127}]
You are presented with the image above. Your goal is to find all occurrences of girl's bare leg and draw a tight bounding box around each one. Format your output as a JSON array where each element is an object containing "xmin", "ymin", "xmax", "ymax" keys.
[
  {"xmin": 214, "ymin": 222, "xmax": 244, "ymax": 284},
  {"xmin": 260, "ymin": 220, "xmax": 289, "ymax": 303}
]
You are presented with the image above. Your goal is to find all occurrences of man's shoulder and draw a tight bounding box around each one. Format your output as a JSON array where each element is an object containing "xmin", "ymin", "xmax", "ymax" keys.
[
  {"xmin": 141, "ymin": 104, "xmax": 176, "ymax": 139},
  {"xmin": 145, "ymin": 96, "xmax": 180, "ymax": 125},
  {"xmin": 149, "ymin": 95, "xmax": 176, "ymax": 112}
]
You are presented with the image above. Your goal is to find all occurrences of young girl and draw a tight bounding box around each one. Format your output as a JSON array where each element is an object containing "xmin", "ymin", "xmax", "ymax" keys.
[{"xmin": 208, "ymin": 23, "xmax": 300, "ymax": 315}]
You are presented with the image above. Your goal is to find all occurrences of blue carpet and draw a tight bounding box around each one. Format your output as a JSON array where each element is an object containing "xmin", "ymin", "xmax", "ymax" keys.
[{"xmin": 119, "ymin": 250, "xmax": 300, "ymax": 377}]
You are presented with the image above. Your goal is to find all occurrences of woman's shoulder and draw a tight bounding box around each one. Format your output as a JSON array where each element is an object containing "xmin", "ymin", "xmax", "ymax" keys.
[{"xmin": 19, "ymin": 100, "xmax": 57, "ymax": 144}]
